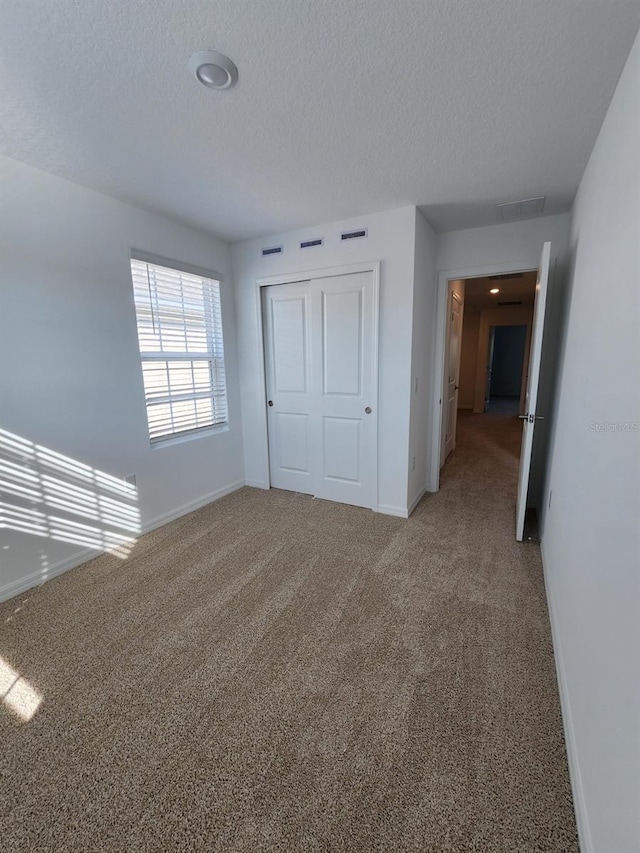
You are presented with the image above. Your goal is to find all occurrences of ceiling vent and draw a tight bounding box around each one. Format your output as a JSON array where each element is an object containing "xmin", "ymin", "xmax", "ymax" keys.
[
  {"xmin": 340, "ymin": 228, "xmax": 368, "ymax": 241},
  {"xmin": 261, "ymin": 245, "xmax": 283, "ymax": 257},
  {"xmin": 300, "ymin": 238, "xmax": 323, "ymax": 249},
  {"xmin": 496, "ymin": 196, "xmax": 545, "ymax": 222},
  {"xmin": 489, "ymin": 273, "xmax": 524, "ymax": 281},
  {"xmin": 497, "ymin": 300, "xmax": 523, "ymax": 306}
]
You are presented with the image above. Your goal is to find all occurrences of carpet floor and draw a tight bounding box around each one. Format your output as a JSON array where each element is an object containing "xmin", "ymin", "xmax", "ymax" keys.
[{"xmin": 0, "ymin": 414, "xmax": 578, "ymax": 852}]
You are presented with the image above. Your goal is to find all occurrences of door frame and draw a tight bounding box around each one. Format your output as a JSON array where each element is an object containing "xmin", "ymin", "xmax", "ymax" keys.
[
  {"xmin": 428, "ymin": 262, "xmax": 536, "ymax": 493},
  {"xmin": 254, "ymin": 261, "xmax": 381, "ymax": 508}
]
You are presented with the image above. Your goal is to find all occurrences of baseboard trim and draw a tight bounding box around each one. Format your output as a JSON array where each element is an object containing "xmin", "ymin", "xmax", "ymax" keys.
[
  {"xmin": 0, "ymin": 479, "xmax": 247, "ymax": 605},
  {"xmin": 540, "ymin": 539, "xmax": 593, "ymax": 853},
  {"xmin": 376, "ymin": 504, "xmax": 408, "ymax": 518},
  {"xmin": 0, "ymin": 547, "xmax": 101, "ymax": 604},
  {"xmin": 407, "ymin": 486, "xmax": 427, "ymax": 516},
  {"xmin": 141, "ymin": 480, "xmax": 246, "ymax": 535},
  {"xmin": 244, "ymin": 479, "xmax": 269, "ymax": 490}
]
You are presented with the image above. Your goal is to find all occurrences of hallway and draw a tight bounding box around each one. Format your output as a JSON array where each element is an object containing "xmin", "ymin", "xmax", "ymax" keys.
[{"xmin": 1, "ymin": 414, "xmax": 578, "ymax": 851}]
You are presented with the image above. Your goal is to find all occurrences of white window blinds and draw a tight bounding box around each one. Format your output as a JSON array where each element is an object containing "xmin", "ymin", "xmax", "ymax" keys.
[{"xmin": 130, "ymin": 259, "xmax": 228, "ymax": 443}]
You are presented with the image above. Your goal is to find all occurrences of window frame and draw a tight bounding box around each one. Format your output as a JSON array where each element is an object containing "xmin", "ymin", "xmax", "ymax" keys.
[{"xmin": 129, "ymin": 251, "xmax": 228, "ymax": 446}]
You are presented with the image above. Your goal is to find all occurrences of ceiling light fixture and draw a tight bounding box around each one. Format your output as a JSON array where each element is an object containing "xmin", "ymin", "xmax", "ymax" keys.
[
  {"xmin": 188, "ymin": 50, "xmax": 238, "ymax": 90},
  {"xmin": 490, "ymin": 288, "xmax": 500, "ymax": 294}
]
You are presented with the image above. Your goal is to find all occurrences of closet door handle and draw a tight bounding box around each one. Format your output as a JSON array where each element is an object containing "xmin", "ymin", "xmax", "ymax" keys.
[{"xmin": 268, "ymin": 400, "xmax": 274, "ymax": 407}]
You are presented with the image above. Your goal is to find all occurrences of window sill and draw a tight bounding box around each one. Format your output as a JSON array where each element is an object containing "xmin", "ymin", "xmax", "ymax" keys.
[{"xmin": 150, "ymin": 423, "xmax": 229, "ymax": 450}]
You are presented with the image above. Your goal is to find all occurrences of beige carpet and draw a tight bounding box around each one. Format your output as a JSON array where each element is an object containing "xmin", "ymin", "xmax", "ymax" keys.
[{"xmin": 0, "ymin": 414, "xmax": 578, "ymax": 852}]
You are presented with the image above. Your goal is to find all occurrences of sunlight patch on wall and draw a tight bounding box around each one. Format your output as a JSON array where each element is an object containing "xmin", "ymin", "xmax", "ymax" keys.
[
  {"xmin": 0, "ymin": 655, "xmax": 42, "ymax": 722},
  {"xmin": 0, "ymin": 429, "xmax": 141, "ymax": 561}
]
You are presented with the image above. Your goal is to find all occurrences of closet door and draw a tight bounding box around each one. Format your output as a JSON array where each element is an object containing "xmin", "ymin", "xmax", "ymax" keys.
[
  {"xmin": 263, "ymin": 281, "xmax": 314, "ymax": 494},
  {"xmin": 263, "ymin": 270, "xmax": 377, "ymax": 509},
  {"xmin": 310, "ymin": 271, "xmax": 376, "ymax": 508}
]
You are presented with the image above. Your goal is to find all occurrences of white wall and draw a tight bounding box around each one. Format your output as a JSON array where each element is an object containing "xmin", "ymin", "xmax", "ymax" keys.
[
  {"xmin": 437, "ymin": 212, "xmax": 571, "ymax": 273},
  {"xmin": 407, "ymin": 209, "xmax": 438, "ymax": 509},
  {"xmin": 231, "ymin": 206, "xmax": 418, "ymax": 516},
  {"xmin": 540, "ymin": 34, "xmax": 640, "ymax": 853},
  {"xmin": 0, "ymin": 156, "xmax": 244, "ymax": 601}
]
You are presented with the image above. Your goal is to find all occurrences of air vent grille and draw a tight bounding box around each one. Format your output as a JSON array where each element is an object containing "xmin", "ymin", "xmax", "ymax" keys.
[
  {"xmin": 340, "ymin": 228, "xmax": 368, "ymax": 241},
  {"xmin": 497, "ymin": 300, "xmax": 523, "ymax": 306},
  {"xmin": 489, "ymin": 273, "xmax": 524, "ymax": 281},
  {"xmin": 261, "ymin": 245, "xmax": 283, "ymax": 257},
  {"xmin": 300, "ymin": 238, "xmax": 323, "ymax": 249},
  {"xmin": 496, "ymin": 196, "xmax": 545, "ymax": 222}
]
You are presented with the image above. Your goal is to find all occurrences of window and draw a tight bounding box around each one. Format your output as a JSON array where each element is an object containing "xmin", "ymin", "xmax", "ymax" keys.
[{"xmin": 130, "ymin": 258, "xmax": 228, "ymax": 443}]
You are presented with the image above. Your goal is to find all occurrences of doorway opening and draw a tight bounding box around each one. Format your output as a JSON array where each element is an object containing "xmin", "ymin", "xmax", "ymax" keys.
[
  {"xmin": 429, "ymin": 244, "xmax": 552, "ymax": 540},
  {"xmin": 485, "ymin": 324, "xmax": 528, "ymax": 415},
  {"xmin": 440, "ymin": 270, "xmax": 537, "ymax": 469}
]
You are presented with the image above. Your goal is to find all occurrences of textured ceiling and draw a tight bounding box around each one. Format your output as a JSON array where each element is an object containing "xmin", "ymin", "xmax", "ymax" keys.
[{"xmin": 1, "ymin": 0, "xmax": 638, "ymax": 242}]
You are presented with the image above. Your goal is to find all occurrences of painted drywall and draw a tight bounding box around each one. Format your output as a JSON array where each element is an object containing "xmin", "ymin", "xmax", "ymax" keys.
[
  {"xmin": 458, "ymin": 310, "xmax": 480, "ymax": 409},
  {"xmin": 407, "ymin": 209, "xmax": 438, "ymax": 509},
  {"xmin": 540, "ymin": 34, "xmax": 640, "ymax": 853},
  {"xmin": 0, "ymin": 156, "xmax": 244, "ymax": 601},
  {"xmin": 437, "ymin": 213, "xmax": 571, "ymax": 273},
  {"xmin": 231, "ymin": 206, "xmax": 418, "ymax": 517}
]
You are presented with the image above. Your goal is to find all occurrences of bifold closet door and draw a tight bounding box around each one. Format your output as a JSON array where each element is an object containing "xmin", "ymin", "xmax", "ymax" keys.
[{"xmin": 263, "ymin": 270, "xmax": 376, "ymax": 509}]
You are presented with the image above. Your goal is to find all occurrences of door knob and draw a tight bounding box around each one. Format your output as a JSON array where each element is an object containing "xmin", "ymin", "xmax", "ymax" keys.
[
  {"xmin": 268, "ymin": 400, "xmax": 274, "ymax": 407},
  {"xmin": 364, "ymin": 406, "xmax": 372, "ymax": 414}
]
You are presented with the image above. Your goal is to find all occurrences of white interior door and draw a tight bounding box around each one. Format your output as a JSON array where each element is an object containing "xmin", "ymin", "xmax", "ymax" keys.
[
  {"xmin": 311, "ymin": 272, "xmax": 376, "ymax": 508},
  {"xmin": 442, "ymin": 288, "xmax": 464, "ymax": 462},
  {"xmin": 263, "ymin": 270, "xmax": 377, "ymax": 509},
  {"xmin": 516, "ymin": 241, "xmax": 551, "ymax": 541},
  {"xmin": 263, "ymin": 281, "xmax": 314, "ymax": 494}
]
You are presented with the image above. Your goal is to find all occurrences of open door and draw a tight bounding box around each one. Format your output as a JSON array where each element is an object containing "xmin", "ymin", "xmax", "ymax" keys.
[{"xmin": 515, "ymin": 242, "xmax": 551, "ymax": 541}]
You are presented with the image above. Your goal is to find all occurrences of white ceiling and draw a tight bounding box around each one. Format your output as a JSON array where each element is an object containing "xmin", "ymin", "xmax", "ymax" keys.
[{"xmin": 1, "ymin": 0, "xmax": 638, "ymax": 242}]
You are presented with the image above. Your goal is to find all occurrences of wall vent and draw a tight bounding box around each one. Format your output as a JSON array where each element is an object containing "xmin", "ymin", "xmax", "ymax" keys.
[
  {"xmin": 497, "ymin": 300, "xmax": 523, "ymax": 306},
  {"xmin": 300, "ymin": 238, "xmax": 323, "ymax": 249},
  {"xmin": 489, "ymin": 273, "xmax": 524, "ymax": 281},
  {"xmin": 340, "ymin": 228, "xmax": 368, "ymax": 241},
  {"xmin": 496, "ymin": 196, "xmax": 545, "ymax": 222},
  {"xmin": 261, "ymin": 245, "xmax": 283, "ymax": 257}
]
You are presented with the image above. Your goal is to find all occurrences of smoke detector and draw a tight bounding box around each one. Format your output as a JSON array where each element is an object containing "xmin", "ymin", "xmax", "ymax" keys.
[{"xmin": 188, "ymin": 50, "xmax": 238, "ymax": 90}]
